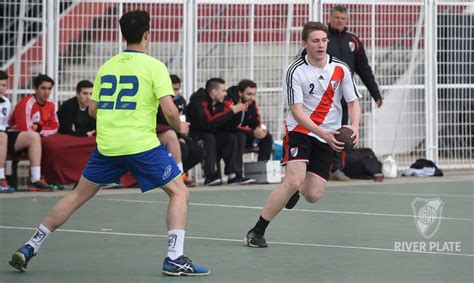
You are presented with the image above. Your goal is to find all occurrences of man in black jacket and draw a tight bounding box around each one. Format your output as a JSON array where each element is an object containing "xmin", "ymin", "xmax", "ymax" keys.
[
  {"xmin": 327, "ymin": 5, "xmax": 383, "ymax": 181},
  {"xmin": 226, "ymin": 79, "xmax": 273, "ymax": 173},
  {"xmin": 57, "ymin": 80, "xmax": 96, "ymax": 137},
  {"xmin": 156, "ymin": 75, "xmax": 204, "ymax": 187},
  {"xmin": 186, "ymin": 78, "xmax": 255, "ymax": 186}
]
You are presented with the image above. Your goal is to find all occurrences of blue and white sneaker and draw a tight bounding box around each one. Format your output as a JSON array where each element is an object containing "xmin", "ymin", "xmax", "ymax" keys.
[
  {"xmin": 162, "ymin": 255, "xmax": 210, "ymax": 276},
  {"xmin": 228, "ymin": 174, "xmax": 256, "ymax": 185},
  {"xmin": 9, "ymin": 244, "xmax": 36, "ymax": 272},
  {"xmin": 0, "ymin": 179, "xmax": 14, "ymax": 193}
]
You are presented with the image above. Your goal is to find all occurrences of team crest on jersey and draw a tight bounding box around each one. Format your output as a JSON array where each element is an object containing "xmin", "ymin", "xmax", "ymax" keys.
[
  {"xmin": 330, "ymin": 80, "xmax": 340, "ymax": 91},
  {"xmin": 290, "ymin": 147, "xmax": 299, "ymax": 157},
  {"xmin": 32, "ymin": 112, "xmax": 41, "ymax": 123},
  {"xmin": 349, "ymin": 41, "xmax": 356, "ymax": 52}
]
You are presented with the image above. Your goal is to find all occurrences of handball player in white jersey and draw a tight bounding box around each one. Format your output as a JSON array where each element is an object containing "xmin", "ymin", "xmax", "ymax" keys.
[{"xmin": 244, "ymin": 21, "xmax": 361, "ymax": 248}]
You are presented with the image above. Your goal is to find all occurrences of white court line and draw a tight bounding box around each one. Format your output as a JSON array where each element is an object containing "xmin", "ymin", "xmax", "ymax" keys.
[
  {"xmin": 101, "ymin": 198, "xmax": 474, "ymax": 222},
  {"xmin": 1, "ymin": 225, "xmax": 473, "ymax": 258},
  {"xmin": 325, "ymin": 190, "xmax": 474, "ymax": 198}
]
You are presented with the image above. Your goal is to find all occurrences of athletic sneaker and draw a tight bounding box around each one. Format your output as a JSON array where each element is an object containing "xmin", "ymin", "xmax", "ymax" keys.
[
  {"xmin": 162, "ymin": 255, "xmax": 210, "ymax": 276},
  {"xmin": 28, "ymin": 180, "xmax": 56, "ymax": 191},
  {"xmin": 9, "ymin": 244, "xmax": 35, "ymax": 272},
  {"xmin": 285, "ymin": 191, "xmax": 300, "ymax": 209},
  {"xmin": 228, "ymin": 175, "xmax": 256, "ymax": 185},
  {"xmin": 0, "ymin": 179, "xmax": 14, "ymax": 193},
  {"xmin": 244, "ymin": 229, "xmax": 267, "ymax": 248},
  {"xmin": 204, "ymin": 174, "xmax": 222, "ymax": 186},
  {"xmin": 329, "ymin": 169, "xmax": 351, "ymax": 182}
]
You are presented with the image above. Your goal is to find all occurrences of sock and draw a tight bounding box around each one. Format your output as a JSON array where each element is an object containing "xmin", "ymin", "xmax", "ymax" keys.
[
  {"xmin": 31, "ymin": 166, "xmax": 41, "ymax": 183},
  {"xmin": 253, "ymin": 216, "xmax": 270, "ymax": 236},
  {"xmin": 26, "ymin": 224, "xmax": 51, "ymax": 253},
  {"xmin": 177, "ymin": 163, "xmax": 183, "ymax": 173},
  {"xmin": 0, "ymin": 168, "xmax": 5, "ymax": 179},
  {"xmin": 228, "ymin": 173, "xmax": 236, "ymax": 179},
  {"xmin": 167, "ymin": 229, "xmax": 185, "ymax": 260}
]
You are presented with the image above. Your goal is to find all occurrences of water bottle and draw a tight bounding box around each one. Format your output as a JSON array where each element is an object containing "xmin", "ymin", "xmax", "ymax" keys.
[
  {"xmin": 382, "ymin": 155, "xmax": 397, "ymax": 178},
  {"xmin": 252, "ymin": 124, "xmax": 267, "ymax": 147}
]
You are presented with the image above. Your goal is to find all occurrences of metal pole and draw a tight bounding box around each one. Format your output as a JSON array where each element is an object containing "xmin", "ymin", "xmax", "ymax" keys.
[
  {"xmin": 47, "ymin": 0, "xmax": 56, "ymax": 103},
  {"xmin": 183, "ymin": 0, "xmax": 195, "ymax": 100},
  {"xmin": 424, "ymin": 0, "xmax": 436, "ymax": 162},
  {"xmin": 249, "ymin": 3, "xmax": 254, "ymax": 80},
  {"xmin": 370, "ymin": 1, "xmax": 376, "ymax": 150},
  {"xmin": 311, "ymin": 0, "xmax": 321, "ymax": 22},
  {"xmin": 12, "ymin": 0, "xmax": 27, "ymax": 106}
]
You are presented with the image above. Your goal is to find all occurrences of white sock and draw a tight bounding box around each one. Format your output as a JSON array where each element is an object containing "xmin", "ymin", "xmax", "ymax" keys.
[
  {"xmin": 0, "ymin": 168, "xmax": 5, "ymax": 179},
  {"xmin": 167, "ymin": 229, "xmax": 185, "ymax": 260},
  {"xmin": 228, "ymin": 173, "xmax": 236, "ymax": 179},
  {"xmin": 26, "ymin": 224, "xmax": 51, "ymax": 253},
  {"xmin": 30, "ymin": 166, "xmax": 41, "ymax": 183},
  {"xmin": 177, "ymin": 162, "xmax": 183, "ymax": 173}
]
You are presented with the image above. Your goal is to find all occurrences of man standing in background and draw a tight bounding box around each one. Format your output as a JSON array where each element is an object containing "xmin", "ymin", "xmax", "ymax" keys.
[{"xmin": 326, "ymin": 5, "xmax": 383, "ymax": 181}]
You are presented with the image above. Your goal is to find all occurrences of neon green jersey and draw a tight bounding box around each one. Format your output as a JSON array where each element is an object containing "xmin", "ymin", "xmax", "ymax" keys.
[{"xmin": 91, "ymin": 50, "xmax": 174, "ymax": 156}]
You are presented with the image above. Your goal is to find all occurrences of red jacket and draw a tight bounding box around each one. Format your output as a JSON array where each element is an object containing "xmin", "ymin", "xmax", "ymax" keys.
[{"xmin": 10, "ymin": 94, "xmax": 58, "ymax": 136}]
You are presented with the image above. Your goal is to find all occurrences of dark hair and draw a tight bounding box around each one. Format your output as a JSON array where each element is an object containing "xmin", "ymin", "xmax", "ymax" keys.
[
  {"xmin": 33, "ymin": 74, "xmax": 55, "ymax": 88},
  {"xmin": 330, "ymin": 5, "xmax": 348, "ymax": 15},
  {"xmin": 302, "ymin": 21, "xmax": 328, "ymax": 41},
  {"xmin": 76, "ymin": 80, "xmax": 93, "ymax": 93},
  {"xmin": 119, "ymin": 10, "xmax": 150, "ymax": 44},
  {"xmin": 205, "ymin": 78, "xmax": 225, "ymax": 94},
  {"xmin": 0, "ymin": 70, "xmax": 8, "ymax": 80},
  {"xmin": 170, "ymin": 75, "xmax": 181, "ymax": 85},
  {"xmin": 237, "ymin": 79, "xmax": 257, "ymax": 93}
]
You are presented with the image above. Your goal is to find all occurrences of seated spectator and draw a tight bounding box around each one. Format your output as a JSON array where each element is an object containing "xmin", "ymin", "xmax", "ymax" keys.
[
  {"xmin": 57, "ymin": 80, "xmax": 96, "ymax": 137},
  {"xmin": 10, "ymin": 74, "xmax": 58, "ymax": 137},
  {"xmin": 0, "ymin": 70, "xmax": 57, "ymax": 192},
  {"xmin": 156, "ymin": 75, "xmax": 204, "ymax": 187},
  {"xmin": 226, "ymin": 79, "xmax": 273, "ymax": 171},
  {"xmin": 186, "ymin": 77, "xmax": 255, "ymax": 186}
]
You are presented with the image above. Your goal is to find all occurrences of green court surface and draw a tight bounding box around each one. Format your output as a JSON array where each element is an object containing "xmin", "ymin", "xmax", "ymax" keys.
[{"xmin": 1, "ymin": 176, "xmax": 473, "ymax": 282}]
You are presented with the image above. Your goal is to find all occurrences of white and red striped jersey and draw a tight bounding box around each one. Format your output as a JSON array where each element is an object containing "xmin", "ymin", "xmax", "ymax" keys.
[{"xmin": 283, "ymin": 54, "xmax": 360, "ymax": 142}]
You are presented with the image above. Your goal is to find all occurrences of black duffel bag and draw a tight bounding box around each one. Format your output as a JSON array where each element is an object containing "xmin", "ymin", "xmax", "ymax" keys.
[{"xmin": 342, "ymin": 148, "xmax": 382, "ymax": 179}]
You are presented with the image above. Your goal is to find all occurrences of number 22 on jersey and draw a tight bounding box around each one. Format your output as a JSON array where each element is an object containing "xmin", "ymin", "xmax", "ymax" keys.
[{"xmin": 98, "ymin": 75, "xmax": 139, "ymax": 110}]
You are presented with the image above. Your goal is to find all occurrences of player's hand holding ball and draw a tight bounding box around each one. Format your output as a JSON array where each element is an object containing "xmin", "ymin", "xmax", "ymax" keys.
[
  {"xmin": 322, "ymin": 130, "xmax": 345, "ymax": 152},
  {"xmin": 334, "ymin": 125, "xmax": 358, "ymax": 151}
]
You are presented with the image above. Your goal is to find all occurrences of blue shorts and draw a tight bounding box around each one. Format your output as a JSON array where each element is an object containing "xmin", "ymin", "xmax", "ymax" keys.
[{"xmin": 82, "ymin": 145, "xmax": 181, "ymax": 192}]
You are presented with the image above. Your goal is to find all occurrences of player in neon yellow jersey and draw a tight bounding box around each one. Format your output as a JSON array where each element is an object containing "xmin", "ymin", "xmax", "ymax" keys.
[{"xmin": 9, "ymin": 10, "xmax": 210, "ymax": 276}]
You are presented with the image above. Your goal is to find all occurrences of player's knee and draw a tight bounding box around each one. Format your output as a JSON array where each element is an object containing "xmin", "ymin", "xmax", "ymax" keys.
[
  {"xmin": 27, "ymin": 131, "xmax": 41, "ymax": 143},
  {"xmin": 170, "ymin": 183, "xmax": 189, "ymax": 202},
  {"xmin": 284, "ymin": 176, "xmax": 303, "ymax": 191},
  {"xmin": 303, "ymin": 190, "xmax": 323, "ymax": 203}
]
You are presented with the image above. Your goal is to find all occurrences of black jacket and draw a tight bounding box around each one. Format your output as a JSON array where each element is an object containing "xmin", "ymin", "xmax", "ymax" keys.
[
  {"xmin": 57, "ymin": 97, "xmax": 96, "ymax": 137},
  {"xmin": 185, "ymin": 88, "xmax": 235, "ymax": 133},
  {"xmin": 327, "ymin": 24, "xmax": 382, "ymax": 101},
  {"xmin": 225, "ymin": 86, "xmax": 262, "ymax": 134},
  {"xmin": 156, "ymin": 95, "xmax": 187, "ymax": 127}
]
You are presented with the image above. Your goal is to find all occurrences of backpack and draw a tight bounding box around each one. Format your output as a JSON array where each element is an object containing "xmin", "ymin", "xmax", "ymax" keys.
[{"xmin": 342, "ymin": 148, "xmax": 382, "ymax": 179}]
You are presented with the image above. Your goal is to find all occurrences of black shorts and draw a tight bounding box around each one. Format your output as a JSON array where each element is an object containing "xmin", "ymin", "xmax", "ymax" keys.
[
  {"xmin": 281, "ymin": 131, "xmax": 334, "ymax": 181},
  {"xmin": 6, "ymin": 131, "xmax": 20, "ymax": 155}
]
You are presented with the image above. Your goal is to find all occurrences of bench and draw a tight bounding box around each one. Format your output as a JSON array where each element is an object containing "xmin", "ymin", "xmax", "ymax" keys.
[{"xmin": 6, "ymin": 151, "xmax": 29, "ymax": 189}]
